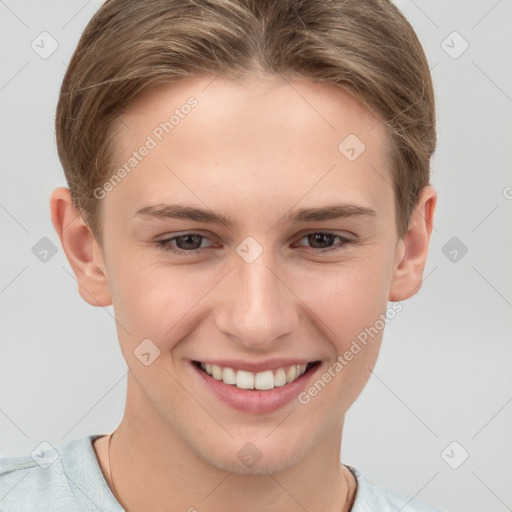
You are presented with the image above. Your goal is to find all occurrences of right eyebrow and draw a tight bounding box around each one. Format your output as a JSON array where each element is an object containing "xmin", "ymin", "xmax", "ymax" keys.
[{"xmin": 133, "ymin": 204, "xmax": 234, "ymax": 226}]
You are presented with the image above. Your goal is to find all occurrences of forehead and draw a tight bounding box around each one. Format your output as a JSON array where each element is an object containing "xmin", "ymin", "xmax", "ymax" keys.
[
  {"xmin": 106, "ymin": 75, "xmax": 394, "ymax": 221},
  {"xmin": 117, "ymin": 75, "xmax": 387, "ymax": 143}
]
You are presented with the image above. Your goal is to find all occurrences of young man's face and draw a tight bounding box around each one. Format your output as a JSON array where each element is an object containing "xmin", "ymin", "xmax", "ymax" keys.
[{"xmin": 59, "ymin": 75, "xmax": 434, "ymax": 474}]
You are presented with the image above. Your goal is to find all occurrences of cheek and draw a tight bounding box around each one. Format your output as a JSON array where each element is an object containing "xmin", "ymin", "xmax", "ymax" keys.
[
  {"xmin": 289, "ymin": 257, "xmax": 390, "ymax": 404},
  {"xmin": 296, "ymin": 267, "xmax": 386, "ymax": 410},
  {"xmin": 291, "ymin": 256, "xmax": 391, "ymax": 342},
  {"xmin": 109, "ymin": 258, "xmax": 220, "ymax": 348}
]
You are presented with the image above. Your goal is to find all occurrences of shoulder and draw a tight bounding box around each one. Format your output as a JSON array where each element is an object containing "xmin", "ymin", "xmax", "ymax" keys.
[
  {"xmin": 347, "ymin": 465, "xmax": 445, "ymax": 512},
  {"xmin": 0, "ymin": 435, "xmax": 119, "ymax": 512},
  {"xmin": 0, "ymin": 442, "xmax": 75, "ymax": 512}
]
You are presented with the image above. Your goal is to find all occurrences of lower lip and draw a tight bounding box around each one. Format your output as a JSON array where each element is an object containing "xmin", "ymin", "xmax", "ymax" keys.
[{"xmin": 192, "ymin": 362, "xmax": 320, "ymax": 414}]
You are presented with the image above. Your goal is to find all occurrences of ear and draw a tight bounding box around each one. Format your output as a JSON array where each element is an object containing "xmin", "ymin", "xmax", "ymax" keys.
[
  {"xmin": 50, "ymin": 187, "xmax": 112, "ymax": 307},
  {"xmin": 388, "ymin": 185, "xmax": 437, "ymax": 301}
]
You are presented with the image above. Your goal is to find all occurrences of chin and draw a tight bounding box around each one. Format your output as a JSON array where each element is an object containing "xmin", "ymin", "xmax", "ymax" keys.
[{"xmin": 195, "ymin": 436, "xmax": 313, "ymax": 476}]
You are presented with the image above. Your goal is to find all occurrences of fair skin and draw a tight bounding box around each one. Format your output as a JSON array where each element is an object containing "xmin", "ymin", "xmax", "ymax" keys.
[{"xmin": 51, "ymin": 75, "xmax": 436, "ymax": 512}]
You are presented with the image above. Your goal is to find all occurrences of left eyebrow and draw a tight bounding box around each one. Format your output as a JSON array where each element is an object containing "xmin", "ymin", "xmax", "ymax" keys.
[
  {"xmin": 133, "ymin": 202, "xmax": 377, "ymax": 228},
  {"xmin": 285, "ymin": 203, "xmax": 377, "ymax": 223}
]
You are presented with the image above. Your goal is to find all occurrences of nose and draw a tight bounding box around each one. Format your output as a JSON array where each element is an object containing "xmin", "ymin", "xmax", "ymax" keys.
[{"xmin": 214, "ymin": 246, "xmax": 300, "ymax": 351}]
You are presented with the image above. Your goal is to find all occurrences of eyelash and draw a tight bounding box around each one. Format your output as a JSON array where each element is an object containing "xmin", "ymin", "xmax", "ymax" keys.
[{"xmin": 154, "ymin": 232, "xmax": 354, "ymax": 256}]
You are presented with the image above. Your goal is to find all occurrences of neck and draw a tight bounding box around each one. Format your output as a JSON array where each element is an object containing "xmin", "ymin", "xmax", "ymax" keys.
[{"xmin": 102, "ymin": 379, "xmax": 357, "ymax": 512}]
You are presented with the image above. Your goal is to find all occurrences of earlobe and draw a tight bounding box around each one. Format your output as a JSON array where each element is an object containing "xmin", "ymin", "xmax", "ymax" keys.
[
  {"xmin": 388, "ymin": 186, "xmax": 437, "ymax": 302},
  {"xmin": 50, "ymin": 187, "xmax": 112, "ymax": 307}
]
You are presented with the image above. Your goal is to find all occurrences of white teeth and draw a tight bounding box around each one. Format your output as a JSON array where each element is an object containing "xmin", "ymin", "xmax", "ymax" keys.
[
  {"xmin": 254, "ymin": 370, "xmax": 274, "ymax": 390},
  {"xmin": 274, "ymin": 368, "xmax": 287, "ymax": 387},
  {"xmin": 222, "ymin": 367, "xmax": 236, "ymax": 385},
  {"xmin": 199, "ymin": 362, "xmax": 313, "ymax": 390},
  {"xmin": 286, "ymin": 365, "xmax": 298, "ymax": 383},
  {"xmin": 235, "ymin": 370, "xmax": 255, "ymax": 389},
  {"xmin": 211, "ymin": 364, "xmax": 223, "ymax": 380}
]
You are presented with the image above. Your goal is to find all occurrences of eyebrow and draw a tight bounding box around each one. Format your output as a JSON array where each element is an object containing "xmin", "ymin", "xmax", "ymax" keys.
[{"xmin": 133, "ymin": 202, "xmax": 377, "ymax": 227}]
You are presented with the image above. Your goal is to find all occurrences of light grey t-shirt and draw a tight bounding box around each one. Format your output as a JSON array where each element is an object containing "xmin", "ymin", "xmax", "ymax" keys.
[{"xmin": 0, "ymin": 434, "xmax": 443, "ymax": 511}]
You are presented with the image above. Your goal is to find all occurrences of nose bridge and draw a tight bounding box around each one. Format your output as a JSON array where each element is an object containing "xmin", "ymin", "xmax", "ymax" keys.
[{"xmin": 215, "ymin": 243, "xmax": 298, "ymax": 348}]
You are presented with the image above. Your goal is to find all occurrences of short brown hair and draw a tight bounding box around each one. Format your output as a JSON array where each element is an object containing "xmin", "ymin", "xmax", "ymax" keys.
[{"xmin": 55, "ymin": 0, "xmax": 436, "ymax": 243}]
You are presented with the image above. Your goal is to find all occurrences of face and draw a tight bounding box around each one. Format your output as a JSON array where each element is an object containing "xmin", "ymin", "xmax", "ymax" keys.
[{"xmin": 93, "ymin": 75, "xmax": 404, "ymax": 474}]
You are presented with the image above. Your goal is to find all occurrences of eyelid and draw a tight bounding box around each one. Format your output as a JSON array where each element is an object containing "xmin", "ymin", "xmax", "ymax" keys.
[
  {"xmin": 153, "ymin": 230, "xmax": 218, "ymax": 245},
  {"xmin": 294, "ymin": 231, "xmax": 352, "ymax": 242},
  {"xmin": 294, "ymin": 227, "xmax": 356, "ymax": 240},
  {"xmin": 292, "ymin": 232, "xmax": 354, "ymax": 252},
  {"xmin": 153, "ymin": 230, "xmax": 353, "ymax": 244},
  {"xmin": 154, "ymin": 230, "xmax": 356, "ymax": 255},
  {"xmin": 154, "ymin": 231, "xmax": 217, "ymax": 251}
]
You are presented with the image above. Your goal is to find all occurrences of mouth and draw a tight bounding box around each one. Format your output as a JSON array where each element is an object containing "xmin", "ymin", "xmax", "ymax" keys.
[
  {"xmin": 191, "ymin": 359, "xmax": 321, "ymax": 414},
  {"xmin": 193, "ymin": 360, "xmax": 320, "ymax": 390}
]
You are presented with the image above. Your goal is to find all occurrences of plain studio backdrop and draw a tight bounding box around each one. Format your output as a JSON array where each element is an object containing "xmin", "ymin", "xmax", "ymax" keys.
[{"xmin": 0, "ymin": 1, "xmax": 511, "ymax": 511}]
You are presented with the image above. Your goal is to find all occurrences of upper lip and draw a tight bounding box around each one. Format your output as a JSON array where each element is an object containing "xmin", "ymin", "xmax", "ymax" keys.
[{"xmin": 192, "ymin": 358, "xmax": 319, "ymax": 373}]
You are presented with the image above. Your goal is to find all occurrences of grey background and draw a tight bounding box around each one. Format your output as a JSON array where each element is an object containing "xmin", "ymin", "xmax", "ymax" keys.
[{"xmin": 1, "ymin": 1, "xmax": 511, "ymax": 511}]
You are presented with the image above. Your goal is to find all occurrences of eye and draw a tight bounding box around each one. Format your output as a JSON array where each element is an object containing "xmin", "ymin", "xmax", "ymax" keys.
[
  {"xmin": 294, "ymin": 232, "xmax": 353, "ymax": 253},
  {"xmin": 154, "ymin": 231, "xmax": 354, "ymax": 256},
  {"xmin": 155, "ymin": 233, "xmax": 212, "ymax": 255}
]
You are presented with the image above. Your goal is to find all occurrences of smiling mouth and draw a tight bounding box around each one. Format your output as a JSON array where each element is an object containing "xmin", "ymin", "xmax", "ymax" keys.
[{"xmin": 192, "ymin": 361, "xmax": 320, "ymax": 391}]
